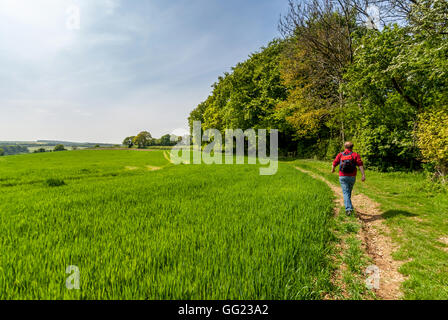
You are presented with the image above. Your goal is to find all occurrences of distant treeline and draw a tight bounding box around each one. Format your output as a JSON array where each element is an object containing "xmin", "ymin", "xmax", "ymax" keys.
[
  {"xmin": 189, "ymin": 0, "xmax": 448, "ymax": 177},
  {"xmin": 36, "ymin": 140, "xmax": 115, "ymax": 147},
  {"xmin": 0, "ymin": 145, "xmax": 29, "ymax": 156},
  {"xmin": 123, "ymin": 132, "xmax": 179, "ymax": 149}
]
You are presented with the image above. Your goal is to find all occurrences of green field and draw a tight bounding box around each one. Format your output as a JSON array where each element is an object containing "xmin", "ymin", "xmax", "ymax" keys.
[
  {"xmin": 0, "ymin": 150, "xmax": 336, "ymax": 299},
  {"xmin": 2, "ymin": 150, "xmax": 446, "ymax": 300}
]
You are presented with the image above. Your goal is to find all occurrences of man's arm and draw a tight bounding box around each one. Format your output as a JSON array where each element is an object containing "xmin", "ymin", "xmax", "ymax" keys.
[
  {"xmin": 331, "ymin": 154, "xmax": 340, "ymax": 173},
  {"xmin": 359, "ymin": 165, "xmax": 366, "ymax": 182},
  {"xmin": 355, "ymin": 153, "xmax": 366, "ymax": 182}
]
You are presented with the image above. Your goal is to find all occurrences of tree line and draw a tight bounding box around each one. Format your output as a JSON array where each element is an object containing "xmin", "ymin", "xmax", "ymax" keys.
[
  {"xmin": 33, "ymin": 144, "xmax": 68, "ymax": 153},
  {"xmin": 122, "ymin": 131, "xmax": 179, "ymax": 149},
  {"xmin": 0, "ymin": 145, "xmax": 29, "ymax": 156},
  {"xmin": 189, "ymin": 0, "xmax": 447, "ymax": 178}
]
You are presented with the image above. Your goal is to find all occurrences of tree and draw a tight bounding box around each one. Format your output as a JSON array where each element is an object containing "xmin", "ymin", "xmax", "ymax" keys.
[
  {"xmin": 276, "ymin": 37, "xmax": 343, "ymax": 158},
  {"xmin": 0, "ymin": 148, "xmax": 4, "ymax": 156},
  {"xmin": 417, "ymin": 110, "xmax": 448, "ymax": 180},
  {"xmin": 188, "ymin": 102, "xmax": 208, "ymax": 132},
  {"xmin": 343, "ymin": 0, "xmax": 448, "ymax": 170},
  {"xmin": 160, "ymin": 134, "xmax": 175, "ymax": 146},
  {"xmin": 186, "ymin": 0, "xmax": 447, "ymax": 166},
  {"xmin": 189, "ymin": 41, "xmax": 292, "ymax": 149},
  {"xmin": 54, "ymin": 144, "xmax": 66, "ymax": 152},
  {"xmin": 133, "ymin": 131, "xmax": 152, "ymax": 149},
  {"xmin": 34, "ymin": 148, "xmax": 46, "ymax": 153},
  {"xmin": 342, "ymin": 26, "xmax": 422, "ymax": 169},
  {"xmin": 122, "ymin": 136, "xmax": 136, "ymax": 148},
  {"xmin": 279, "ymin": 0, "xmax": 363, "ymax": 146},
  {"xmin": 0, "ymin": 145, "xmax": 29, "ymax": 155}
]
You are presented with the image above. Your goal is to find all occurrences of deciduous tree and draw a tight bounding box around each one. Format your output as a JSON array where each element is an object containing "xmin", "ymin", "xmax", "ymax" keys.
[
  {"xmin": 133, "ymin": 131, "xmax": 152, "ymax": 149},
  {"xmin": 54, "ymin": 144, "xmax": 66, "ymax": 152},
  {"xmin": 122, "ymin": 136, "xmax": 136, "ymax": 148}
]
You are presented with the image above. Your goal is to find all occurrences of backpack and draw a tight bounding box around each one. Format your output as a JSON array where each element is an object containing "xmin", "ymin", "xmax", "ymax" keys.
[{"xmin": 339, "ymin": 152, "xmax": 357, "ymax": 173}]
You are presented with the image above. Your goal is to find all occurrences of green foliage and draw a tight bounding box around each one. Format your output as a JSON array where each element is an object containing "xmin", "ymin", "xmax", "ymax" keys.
[
  {"xmin": 343, "ymin": 26, "xmax": 420, "ymax": 170},
  {"xmin": 276, "ymin": 6, "xmax": 357, "ymax": 154},
  {"xmin": 133, "ymin": 131, "xmax": 152, "ymax": 149},
  {"xmin": 417, "ymin": 110, "xmax": 448, "ymax": 178},
  {"xmin": 123, "ymin": 134, "xmax": 178, "ymax": 148},
  {"xmin": 341, "ymin": 0, "xmax": 447, "ymax": 170},
  {"xmin": 343, "ymin": 12, "xmax": 447, "ymax": 171},
  {"xmin": 0, "ymin": 145, "xmax": 29, "ymax": 156},
  {"xmin": 188, "ymin": 0, "xmax": 447, "ymax": 171},
  {"xmin": 54, "ymin": 144, "xmax": 66, "ymax": 152},
  {"xmin": 122, "ymin": 136, "xmax": 135, "ymax": 148},
  {"xmin": 0, "ymin": 148, "xmax": 4, "ymax": 156},
  {"xmin": 45, "ymin": 178, "xmax": 66, "ymax": 187},
  {"xmin": 34, "ymin": 148, "xmax": 47, "ymax": 153},
  {"xmin": 160, "ymin": 134, "xmax": 176, "ymax": 146},
  {"xmin": 189, "ymin": 40, "xmax": 292, "ymax": 146}
]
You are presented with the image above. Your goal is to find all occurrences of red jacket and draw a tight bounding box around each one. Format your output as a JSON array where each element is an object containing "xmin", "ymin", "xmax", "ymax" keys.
[{"xmin": 333, "ymin": 149, "xmax": 364, "ymax": 177}]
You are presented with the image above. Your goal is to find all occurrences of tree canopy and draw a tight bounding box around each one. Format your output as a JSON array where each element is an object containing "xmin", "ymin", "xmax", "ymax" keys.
[
  {"xmin": 133, "ymin": 131, "xmax": 152, "ymax": 149},
  {"xmin": 54, "ymin": 144, "xmax": 66, "ymax": 152},
  {"xmin": 0, "ymin": 145, "xmax": 29, "ymax": 156},
  {"xmin": 122, "ymin": 136, "xmax": 136, "ymax": 148},
  {"xmin": 188, "ymin": 0, "xmax": 448, "ymax": 176}
]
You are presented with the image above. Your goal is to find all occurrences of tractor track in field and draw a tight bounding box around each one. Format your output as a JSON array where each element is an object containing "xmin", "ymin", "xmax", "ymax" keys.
[
  {"xmin": 295, "ymin": 166, "xmax": 405, "ymax": 300},
  {"xmin": 163, "ymin": 151, "xmax": 173, "ymax": 163}
]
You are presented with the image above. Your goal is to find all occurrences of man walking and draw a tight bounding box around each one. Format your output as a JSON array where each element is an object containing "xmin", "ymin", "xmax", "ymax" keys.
[{"xmin": 332, "ymin": 142, "xmax": 366, "ymax": 215}]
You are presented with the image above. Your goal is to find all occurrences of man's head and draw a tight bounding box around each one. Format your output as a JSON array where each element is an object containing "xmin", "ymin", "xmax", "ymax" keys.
[{"xmin": 344, "ymin": 141, "xmax": 354, "ymax": 150}]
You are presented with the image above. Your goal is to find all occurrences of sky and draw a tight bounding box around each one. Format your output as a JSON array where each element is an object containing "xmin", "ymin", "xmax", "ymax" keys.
[{"xmin": 0, "ymin": 0, "xmax": 290, "ymax": 143}]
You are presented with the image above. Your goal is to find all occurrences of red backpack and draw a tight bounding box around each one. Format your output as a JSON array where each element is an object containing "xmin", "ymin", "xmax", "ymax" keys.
[{"xmin": 339, "ymin": 152, "xmax": 357, "ymax": 173}]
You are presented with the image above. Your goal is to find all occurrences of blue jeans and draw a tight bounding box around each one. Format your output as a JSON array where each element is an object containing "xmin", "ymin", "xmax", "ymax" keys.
[{"xmin": 339, "ymin": 176, "xmax": 356, "ymax": 212}]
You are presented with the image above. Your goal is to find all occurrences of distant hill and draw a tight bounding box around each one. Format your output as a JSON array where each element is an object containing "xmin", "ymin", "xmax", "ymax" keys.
[
  {"xmin": 36, "ymin": 140, "xmax": 116, "ymax": 147},
  {"xmin": 0, "ymin": 140, "xmax": 116, "ymax": 147},
  {"xmin": 0, "ymin": 140, "xmax": 116, "ymax": 156}
]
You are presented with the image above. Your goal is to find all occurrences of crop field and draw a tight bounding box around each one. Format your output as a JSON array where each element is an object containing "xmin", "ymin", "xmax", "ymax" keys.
[{"xmin": 0, "ymin": 150, "xmax": 335, "ymax": 299}]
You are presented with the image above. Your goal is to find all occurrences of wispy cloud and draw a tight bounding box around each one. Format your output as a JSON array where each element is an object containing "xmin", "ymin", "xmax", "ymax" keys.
[{"xmin": 0, "ymin": 0, "xmax": 288, "ymax": 143}]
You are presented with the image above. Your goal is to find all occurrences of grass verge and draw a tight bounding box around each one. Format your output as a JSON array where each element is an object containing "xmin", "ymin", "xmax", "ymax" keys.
[{"xmin": 293, "ymin": 159, "xmax": 448, "ymax": 300}]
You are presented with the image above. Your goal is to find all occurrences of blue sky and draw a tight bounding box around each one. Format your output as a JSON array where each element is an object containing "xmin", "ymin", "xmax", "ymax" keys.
[{"xmin": 0, "ymin": 0, "xmax": 290, "ymax": 143}]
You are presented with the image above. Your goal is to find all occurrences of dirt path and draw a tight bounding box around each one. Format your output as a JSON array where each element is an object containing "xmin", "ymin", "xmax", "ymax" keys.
[{"xmin": 295, "ymin": 166, "xmax": 405, "ymax": 300}]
